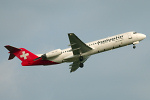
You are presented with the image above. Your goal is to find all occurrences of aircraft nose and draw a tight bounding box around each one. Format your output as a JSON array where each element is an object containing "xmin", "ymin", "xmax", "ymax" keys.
[
  {"xmin": 138, "ymin": 33, "xmax": 146, "ymax": 40},
  {"xmin": 141, "ymin": 34, "xmax": 146, "ymax": 39}
]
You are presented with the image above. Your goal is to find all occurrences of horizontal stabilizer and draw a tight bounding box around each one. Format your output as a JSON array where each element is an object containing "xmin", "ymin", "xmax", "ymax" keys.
[
  {"xmin": 4, "ymin": 45, "xmax": 21, "ymax": 60},
  {"xmin": 4, "ymin": 45, "xmax": 21, "ymax": 53}
]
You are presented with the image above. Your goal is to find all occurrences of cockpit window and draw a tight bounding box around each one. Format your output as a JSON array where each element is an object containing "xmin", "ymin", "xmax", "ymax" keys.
[{"xmin": 133, "ymin": 32, "xmax": 137, "ymax": 34}]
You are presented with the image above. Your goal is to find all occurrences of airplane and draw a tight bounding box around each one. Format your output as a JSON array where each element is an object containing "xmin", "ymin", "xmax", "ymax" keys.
[{"xmin": 4, "ymin": 31, "xmax": 146, "ymax": 72}]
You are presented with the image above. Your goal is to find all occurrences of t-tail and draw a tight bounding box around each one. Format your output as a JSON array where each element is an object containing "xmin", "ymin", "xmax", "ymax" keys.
[{"xmin": 4, "ymin": 45, "xmax": 38, "ymax": 66}]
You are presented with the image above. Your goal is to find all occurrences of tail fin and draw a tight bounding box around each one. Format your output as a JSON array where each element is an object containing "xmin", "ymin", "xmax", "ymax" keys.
[
  {"xmin": 4, "ymin": 45, "xmax": 38, "ymax": 65},
  {"xmin": 4, "ymin": 45, "xmax": 21, "ymax": 60}
]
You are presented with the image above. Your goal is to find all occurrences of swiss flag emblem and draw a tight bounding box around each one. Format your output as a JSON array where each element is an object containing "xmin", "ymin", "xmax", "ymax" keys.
[{"xmin": 20, "ymin": 51, "xmax": 29, "ymax": 60}]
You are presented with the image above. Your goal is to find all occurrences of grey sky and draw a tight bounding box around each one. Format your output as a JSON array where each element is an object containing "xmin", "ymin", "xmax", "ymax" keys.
[{"xmin": 0, "ymin": 0, "xmax": 150, "ymax": 100}]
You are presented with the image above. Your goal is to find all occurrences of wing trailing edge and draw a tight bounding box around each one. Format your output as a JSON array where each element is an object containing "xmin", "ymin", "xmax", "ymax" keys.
[{"xmin": 68, "ymin": 33, "xmax": 92, "ymax": 55}]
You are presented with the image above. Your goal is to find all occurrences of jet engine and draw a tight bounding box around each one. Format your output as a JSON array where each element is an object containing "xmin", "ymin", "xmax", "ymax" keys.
[
  {"xmin": 44, "ymin": 49, "xmax": 62, "ymax": 59},
  {"xmin": 34, "ymin": 49, "xmax": 62, "ymax": 61}
]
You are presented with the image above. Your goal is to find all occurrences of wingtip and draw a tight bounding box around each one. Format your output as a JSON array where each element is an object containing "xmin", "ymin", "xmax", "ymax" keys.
[
  {"xmin": 70, "ymin": 69, "xmax": 75, "ymax": 73},
  {"xmin": 68, "ymin": 33, "xmax": 74, "ymax": 35},
  {"xmin": 4, "ymin": 45, "xmax": 21, "ymax": 53}
]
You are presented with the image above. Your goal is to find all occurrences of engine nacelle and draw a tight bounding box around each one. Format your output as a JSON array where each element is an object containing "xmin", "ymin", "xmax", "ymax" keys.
[{"xmin": 42, "ymin": 49, "xmax": 62, "ymax": 60}]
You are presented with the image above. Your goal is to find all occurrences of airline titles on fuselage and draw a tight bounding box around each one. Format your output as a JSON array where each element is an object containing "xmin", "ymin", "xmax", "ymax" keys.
[
  {"xmin": 61, "ymin": 35, "xmax": 124, "ymax": 54},
  {"xmin": 97, "ymin": 35, "xmax": 124, "ymax": 45}
]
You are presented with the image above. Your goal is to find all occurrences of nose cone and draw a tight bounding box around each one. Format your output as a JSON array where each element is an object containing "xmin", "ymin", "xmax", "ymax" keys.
[
  {"xmin": 141, "ymin": 34, "xmax": 146, "ymax": 39},
  {"xmin": 138, "ymin": 33, "xmax": 146, "ymax": 40}
]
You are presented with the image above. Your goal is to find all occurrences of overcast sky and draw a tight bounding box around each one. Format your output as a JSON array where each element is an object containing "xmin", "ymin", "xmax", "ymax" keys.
[{"xmin": 0, "ymin": 0, "xmax": 150, "ymax": 100}]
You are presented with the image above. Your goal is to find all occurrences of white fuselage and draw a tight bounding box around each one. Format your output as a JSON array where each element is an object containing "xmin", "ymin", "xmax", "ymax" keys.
[{"xmin": 42, "ymin": 32, "xmax": 146, "ymax": 63}]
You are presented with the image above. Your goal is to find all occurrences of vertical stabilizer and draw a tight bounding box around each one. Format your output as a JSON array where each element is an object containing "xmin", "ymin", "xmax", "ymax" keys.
[
  {"xmin": 4, "ymin": 45, "xmax": 21, "ymax": 60},
  {"xmin": 4, "ymin": 45, "xmax": 38, "ymax": 66}
]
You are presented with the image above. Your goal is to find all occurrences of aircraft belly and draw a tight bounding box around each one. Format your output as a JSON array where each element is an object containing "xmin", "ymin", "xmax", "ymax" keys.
[
  {"xmin": 47, "ymin": 55, "xmax": 65, "ymax": 63},
  {"xmin": 63, "ymin": 55, "xmax": 78, "ymax": 62}
]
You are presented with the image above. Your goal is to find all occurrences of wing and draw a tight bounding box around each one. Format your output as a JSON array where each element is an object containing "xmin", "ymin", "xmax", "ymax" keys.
[
  {"xmin": 69, "ymin": 61, "xmax": 80, "ymax": 72},
  {"xmin": 69, "ymin": 56, "xmax": 90, "ymax": 72},
  {"xmin": 68, "ymin": 33, "xmax": 92, "ymax": 55}
]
